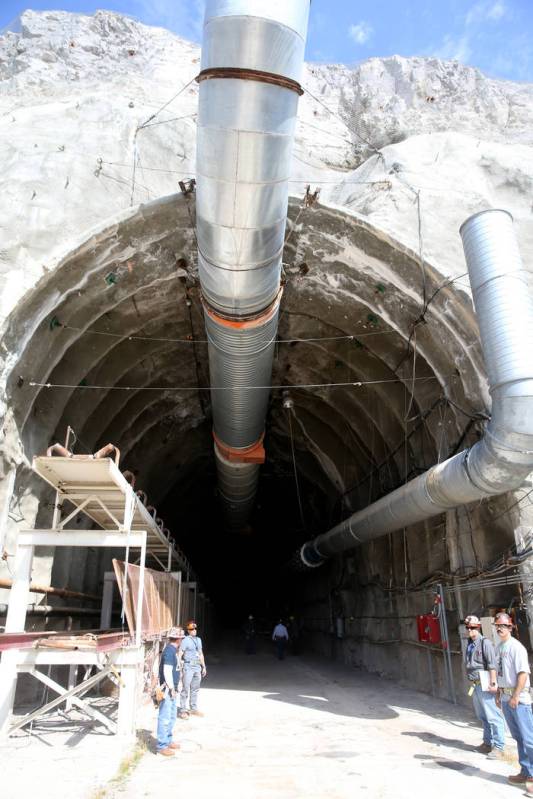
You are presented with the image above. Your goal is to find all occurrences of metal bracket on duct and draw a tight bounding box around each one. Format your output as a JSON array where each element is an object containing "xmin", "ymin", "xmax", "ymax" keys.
[
  {"xmin": 301, "ymin": 210, "xmax": 533, "ymax": 566},
  {"xmin": 195, "ymin": 0, "xmax": 310, "ymax": 531}
]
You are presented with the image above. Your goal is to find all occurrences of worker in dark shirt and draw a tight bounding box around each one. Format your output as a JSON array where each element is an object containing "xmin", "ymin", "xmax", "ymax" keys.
[
  {"xmin": 156, "ymin": 626, "xmax": 184, "ymax": 756},
  {"xmin": 463, "ymin": 614, "xmax": 504, "ymax": 758}
]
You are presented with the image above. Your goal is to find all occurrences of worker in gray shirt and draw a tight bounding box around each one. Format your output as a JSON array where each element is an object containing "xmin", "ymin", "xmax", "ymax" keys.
[
  {"xmin": 495, "ymin": 611, "xmax": 533, "ymax": 793},
  {"xmin": 463, "ymin": 614, "xmax": 504, "ymax": 757},
  {"xmin": 178, "ymin": 619, "xmax": 207, "ymax": 719}
]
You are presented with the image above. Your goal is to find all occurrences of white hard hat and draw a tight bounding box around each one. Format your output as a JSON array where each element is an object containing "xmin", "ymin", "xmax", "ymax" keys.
[{"xmin": 464, "ymin": 615, "xmax": 481, "ymax": 627}]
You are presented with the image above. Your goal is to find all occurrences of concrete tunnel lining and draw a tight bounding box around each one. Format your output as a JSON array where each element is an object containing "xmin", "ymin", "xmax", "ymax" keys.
[{"xmin": 0, "ymin": 189, "xmax": 493, "ymax": 618}]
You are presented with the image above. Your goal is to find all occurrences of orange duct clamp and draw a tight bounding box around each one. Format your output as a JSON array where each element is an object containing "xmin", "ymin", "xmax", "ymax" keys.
[
  {"xmin": 214, "ymin": 432, "xmax": 265, "ymax": 464},
  {"xmin": 201, "ymin": 286, "xmax": 283, "ymax": 330}
]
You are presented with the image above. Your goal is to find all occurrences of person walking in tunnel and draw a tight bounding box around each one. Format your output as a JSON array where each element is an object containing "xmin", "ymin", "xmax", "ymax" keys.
[
  {"xmin": 156, "ymin": 626, "xmax": 184, "ymax": 756},
  {"xmin": 178, "ymin": 620, "xmax": 207, "ymax": 719},
  {"xmin": 243, "ymin": 614, "xmax": 256, "ymax": 654},
  {"xmin": 494, "ymin": 612, "xmax": 533, "ymax": 792},
  {"xmin": 463, "ymin": 614, "xmax": 504, "ymax": 758},
  {"xmin": 272, "ymin": 619, "xmax": 289, "ymax": 660}
]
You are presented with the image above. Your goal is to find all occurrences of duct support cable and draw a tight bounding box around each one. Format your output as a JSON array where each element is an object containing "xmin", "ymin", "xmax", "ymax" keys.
[
  {"xmin": 196, "ymin": 0, "xmax": 310, "ymax": 529},
  {"xmin": 301, "ymin": 210, "xmax": 533, "ymax": 565}
]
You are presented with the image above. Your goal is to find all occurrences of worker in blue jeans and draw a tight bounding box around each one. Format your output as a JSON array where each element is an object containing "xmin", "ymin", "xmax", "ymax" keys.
[
  {"xmin": 463, "ymin": 614, "xmax": 505, "ymax": 757},
  {"xmin": 156, "ymin": 626, "xmax": 184, "ymax": 756},
  {"xmin": 178, "ymin": 620, "xmax": 207, "ymax": 718},
  {"xmin": 495, "ymin": 612, "xmax": 533, "ymax": 794}
]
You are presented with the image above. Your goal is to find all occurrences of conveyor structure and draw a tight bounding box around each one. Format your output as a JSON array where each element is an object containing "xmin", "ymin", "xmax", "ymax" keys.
[{"xmin": 0, "ymin": 452, "xmax": 195, "ymax": 739}]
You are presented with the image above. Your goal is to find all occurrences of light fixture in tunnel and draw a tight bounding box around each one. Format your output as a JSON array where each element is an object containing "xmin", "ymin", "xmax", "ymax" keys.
[{"xmin": 301, "ymin": 209, "xmax": 533, "ymax": 565}]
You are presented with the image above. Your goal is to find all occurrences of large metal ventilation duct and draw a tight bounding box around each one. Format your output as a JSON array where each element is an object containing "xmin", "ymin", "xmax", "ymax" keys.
[
  {"xmin": 196, "ymin": 0, "xmax": 310, "ymax": 530},
  {"xmin": 301, "ymin": 210, "xmax": 533, "ymax": 566}
]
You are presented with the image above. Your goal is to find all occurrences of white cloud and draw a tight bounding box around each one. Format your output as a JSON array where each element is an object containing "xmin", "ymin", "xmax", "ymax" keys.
[
  {"xmin": 466, "ymin": 1, "xmax": 507, "ymax": 27},
  {"xmin": 433, "ymin": 34, "xmax": 472, "ymax": 63},
  {"xmin": 487, "ymin": 1, "xmax": 507, "ymax": 20},
  {"xmin": 132, "ymin": 0, "xmax": 205, "ymax": 40},
  {"xmin": 348, "ymin": 21, "xmax": 373, "ymax": 46},
  {"xmin": 429, "ymin": 0, "xmax": 508, "ymax": 65}
]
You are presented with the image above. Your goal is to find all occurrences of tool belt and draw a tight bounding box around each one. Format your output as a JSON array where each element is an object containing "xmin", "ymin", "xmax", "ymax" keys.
[{"xmin": 501, "ymin": 687, "xmax": 515, "ymax": 695}]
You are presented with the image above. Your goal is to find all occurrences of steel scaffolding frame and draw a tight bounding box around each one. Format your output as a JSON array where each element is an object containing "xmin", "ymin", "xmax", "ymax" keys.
[{"xmin": 0, "ymin": 454, "xmax": 186, "ymax": 738}]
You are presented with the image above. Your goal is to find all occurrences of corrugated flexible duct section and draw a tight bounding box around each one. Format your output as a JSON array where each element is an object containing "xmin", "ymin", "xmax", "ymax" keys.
[
  {"xmin": 301, "ymin": 210, "xmax": 533, "ymax": 565},
  {"xmin": 196, "ymin": 0, "xmax": 310, "ymax": 530}
]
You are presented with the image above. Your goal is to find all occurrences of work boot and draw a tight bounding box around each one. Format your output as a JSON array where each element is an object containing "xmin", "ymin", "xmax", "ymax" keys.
[
  {"xmin": 189, "ymin": 710, "xmax": 204, "ymax": 717},
  {"xmin": 178, "ymin": 711, "xmax": 190, "ymax": 720},
  {"xmin": 158, "ymin": 747, "xmax": 175, "ymax": 757},
  {"xmin": 486, "ymin": 748, "xmax": 505, "ymax": 760},
  {"xmin": 477, "ymin": 743, "xmax": 492, "ymax": 754},
  {"xmin": 168, "ymin": 742, "xmax": 180, "ymax": 750},
  {"xmin": 508, "ymin": 773, "xmax": 528, "ymax": 784}
]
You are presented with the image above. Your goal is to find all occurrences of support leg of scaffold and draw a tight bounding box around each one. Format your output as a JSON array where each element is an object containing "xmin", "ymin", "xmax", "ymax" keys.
[
  {"xmin": 65, "ymin": 664, "xmax": 78, "ymax": 711},
  {"xmin": 117, "ymin": 648, "xmax": 143, "ymax": 738},
  {"xmin": 0, "ymin": 540, "xmax": 33, "ymax": 736},
  {"xmin": 0, "ymin": 651, "xmax": 19, "ymax": 737}
]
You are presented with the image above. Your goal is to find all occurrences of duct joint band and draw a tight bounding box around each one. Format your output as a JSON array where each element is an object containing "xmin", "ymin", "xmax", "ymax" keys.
[
  {"xmin": 201, "ymin": 286, "xmax": 283, "ymax": 326},
  {"xmin": 198, "ymin": 243, "xmax": 285, "ymax": 273},
  {"xmin": 196, "ymin": 68, "xmax": 304, "ymax": 96},
  {"xmin": 214, "ymin": 432, "xmax": 266, "ymax": 464},
  {"xmin": 461, "ymin": 447, "xmax": 491, "ymax": 495}
]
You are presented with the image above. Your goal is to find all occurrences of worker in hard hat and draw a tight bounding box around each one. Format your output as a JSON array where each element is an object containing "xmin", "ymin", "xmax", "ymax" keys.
[
  {"xmin": 178, "ymin": 620, "xmax": 207, "ymax": 719},
  {"xmin": 243, "ymin": 614, "xmax": 256, "ymax": 654},
  {"xmin": 463, "ymin": 614, "xmax": 504, "ymax": 758},
  {"xmin": 156, "ymin": 626, "xmax": 184, "ymax": 756},
  {"xmin": 494, "ymin": 611, "xmax": 533, "ymax": 792}
]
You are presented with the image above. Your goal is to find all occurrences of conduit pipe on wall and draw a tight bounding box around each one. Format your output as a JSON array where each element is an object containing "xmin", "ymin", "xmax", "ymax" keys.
[
  {"xmin": 301, "ymin": 210, "xmax": 533, "ymax": 566},
  {"xmin": 196, "ymin": 0, "xmax": 310, "ymax": 530}
]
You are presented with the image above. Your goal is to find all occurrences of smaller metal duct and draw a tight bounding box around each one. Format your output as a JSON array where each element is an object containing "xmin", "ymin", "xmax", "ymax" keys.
[{"xmin": 301, "ymin": 210, "xmax": 533, "ymax": 566}]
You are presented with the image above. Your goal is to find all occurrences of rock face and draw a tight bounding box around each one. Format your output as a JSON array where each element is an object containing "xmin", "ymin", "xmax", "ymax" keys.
[
  {"xmin": 0, "ymin": 10, "xmax": 198, "ymax": 88},
  {"xmin": 1, "ymin": 11, "xmax": 532, "ymax": 330},
  {"xmin": 335, "ymin": 56, "xmax": 533, "ymax": 155}
]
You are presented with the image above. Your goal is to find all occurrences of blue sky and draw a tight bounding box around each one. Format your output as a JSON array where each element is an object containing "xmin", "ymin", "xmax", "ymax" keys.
[{"xmin": 1, "ymin": 0, "xmax": 532, "ymax": 81}]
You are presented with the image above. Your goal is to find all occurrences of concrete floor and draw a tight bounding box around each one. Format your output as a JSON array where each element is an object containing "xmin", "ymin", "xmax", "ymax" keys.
[
  {"xmin": 120, "ymin": 649, "xmax": 517, "ymax": 799},
  {"xmin": 2, "ymin": 650, "xmax": 522, "ymax": 799}
]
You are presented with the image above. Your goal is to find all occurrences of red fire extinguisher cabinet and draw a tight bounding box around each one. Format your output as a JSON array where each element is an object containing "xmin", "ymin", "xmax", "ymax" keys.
[{"xmin": 416, "ymin": 613, "xmax": 442, "ymax": 644}]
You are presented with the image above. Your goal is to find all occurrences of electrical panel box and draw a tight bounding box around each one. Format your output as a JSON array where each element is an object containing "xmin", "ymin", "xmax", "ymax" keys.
[{"xmin": 417, "ymin": 613, "xmax": 441, "ymax": 644}]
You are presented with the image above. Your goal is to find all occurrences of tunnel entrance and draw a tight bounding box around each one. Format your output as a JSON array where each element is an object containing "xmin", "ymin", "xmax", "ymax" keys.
[{"xmin": 2, "ymin": 190, "xmax": 527, "ymax": 714}]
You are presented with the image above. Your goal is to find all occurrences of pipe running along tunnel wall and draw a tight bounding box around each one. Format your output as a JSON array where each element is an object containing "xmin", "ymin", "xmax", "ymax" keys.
[
  {"xmin": 301, "ymin": 210, "xmax": 533, "ymax": 566},
  {"xmin": 196, "ymin": 0, "xmax": 310, "ymax": 530}
]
